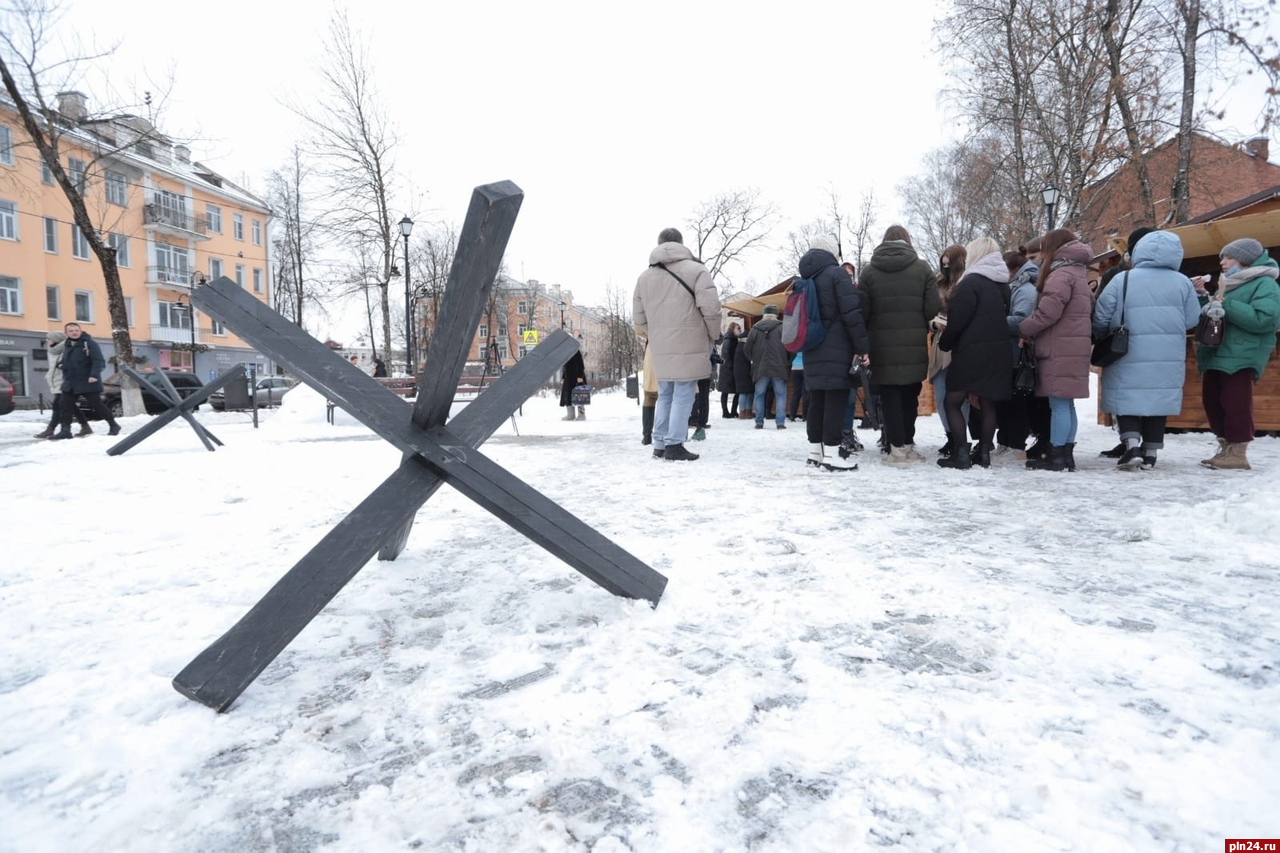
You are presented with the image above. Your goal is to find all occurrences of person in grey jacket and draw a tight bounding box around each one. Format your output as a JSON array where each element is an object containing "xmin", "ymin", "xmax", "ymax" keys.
[
  {"xmin": 1093, "ymin": 230, "xmax": 1201, "ymax": 469},
  {"xmin": 743, "ymin": 304, "xmax": 789, "ymax": 430},
  {"xmin": 633, "ymin": 227, "xmax": 722, "ymax": 461}
]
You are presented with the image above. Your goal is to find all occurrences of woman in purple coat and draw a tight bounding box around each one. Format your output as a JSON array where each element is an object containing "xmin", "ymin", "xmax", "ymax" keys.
[{"xmin": 1018, "ymin": 229, "xmax": 1095, "ymax": 471}]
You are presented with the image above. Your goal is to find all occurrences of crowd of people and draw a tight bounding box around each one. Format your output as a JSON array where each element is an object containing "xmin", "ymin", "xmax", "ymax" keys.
[{"xmin": 630, "ymin": 224, "xmax": 1280, "ymax": 472}]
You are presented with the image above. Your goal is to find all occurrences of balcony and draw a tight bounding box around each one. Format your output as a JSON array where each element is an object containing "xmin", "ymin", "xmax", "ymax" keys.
[
  {"xmin": 151, "ymin": 324, "xmax": 201, "ymax": 345},
  {"xmin": 143, "ymin": 203, "xmax": 210, "ymax": 240},
  {"xmin": 146, "ymin": 265, "xmax": 197, "ymax": 289}
]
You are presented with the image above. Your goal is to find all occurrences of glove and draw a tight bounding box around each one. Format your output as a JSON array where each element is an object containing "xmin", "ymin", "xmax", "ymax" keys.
[
  {"xmin": 1204, "ymin": 300, "xmax": 1225, "ymax": 320},
  {"xmin": 930, "ymin": 314, "xmax": 948, "ymax": 332}
]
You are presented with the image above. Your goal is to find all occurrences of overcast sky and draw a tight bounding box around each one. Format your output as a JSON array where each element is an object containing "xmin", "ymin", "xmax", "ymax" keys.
[{"xmin": 55, "ymin": 0, "xmax": 1277, "ymax": 342}]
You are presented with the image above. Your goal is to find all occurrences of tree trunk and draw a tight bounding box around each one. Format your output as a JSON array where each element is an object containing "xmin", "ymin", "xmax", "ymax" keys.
[
  {"xmin": 1104, "ymin": 0, "xmax": 1157, "ymax": 225},
  {"xmin": 1172, "ymin": 0, "xmax": 1200, "ymax": 224}
]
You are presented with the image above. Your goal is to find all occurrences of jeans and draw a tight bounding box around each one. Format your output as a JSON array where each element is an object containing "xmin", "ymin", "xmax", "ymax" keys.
[
  {"xmin": 1048, "ymin": 397, "xmax": 1078, "ymax": 446},
  {"xmin": 653, "ymin": 380, "xmax": 697, "ymax": 449},
  {"xmin": 738, "ymin": 391, "xmax": 754, "ymax": 414},
  {"xmin": 754, "ymin": 376, "xmax": 787, "ymax": 426}
]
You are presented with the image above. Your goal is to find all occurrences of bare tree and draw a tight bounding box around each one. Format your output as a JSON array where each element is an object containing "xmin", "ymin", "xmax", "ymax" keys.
[
  {"xmin": 291, "ymin": 9, "xmax": 402, "ymax": 359},
  {"xmin": 686, "ymin": 188, "xmax": 778, "ymax": 295},
  {"xmin": 412, "ymin": 222, "xmax": 457, "ymax": 356},
  {"xmin": 0, "ymin": 1, "xmax": 187, "ymax": 413},
  {"xmin": 266, "ymin": 144, "xmax": 320, "ymax": 329}
]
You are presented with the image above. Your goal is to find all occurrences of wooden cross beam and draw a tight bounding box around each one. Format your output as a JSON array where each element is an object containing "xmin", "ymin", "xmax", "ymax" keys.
[
  {"xmin": 172, "ymin": 181, "xmax": 667, "ymax": 712},
  {"xmin": 107, "ymin": 365, "xmax": 245, "ymax": 456}
]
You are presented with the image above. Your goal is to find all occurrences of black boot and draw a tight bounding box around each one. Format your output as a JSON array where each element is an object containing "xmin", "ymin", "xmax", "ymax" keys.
[
  {"xmin": 1025, "ymin": 437, "xmax": 1049, "ymax": 461},
  {"xmin": 1099, "ymin": 441, "xmax": 1125, "ymax": 458},
  {"xmin": 1063, "ymin": 442, "xmax": 1077, "ymax": 471},
  {"xmin": 663, "ymin": 443, "xmax": 700, "ymax": 461},
  {"xmin": 641, "ymin": 406, "xmax": 654, "ymax": 446},
  {"xmin": 974, "ymin": 442, "xmax": 993, "ymax": 468},
  {"xmin": 1026, "ymin": 445, "xmax": 1067, "ymax": 471},
  {"xmin": 937, "ymin": 438, "xmax": 972, "ymax": 469}
]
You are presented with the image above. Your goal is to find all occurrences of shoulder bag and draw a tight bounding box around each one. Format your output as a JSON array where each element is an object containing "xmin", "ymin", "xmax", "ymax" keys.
[
  {"xmin": 1090, "ymin": 271, "xmax": 1130, "ymax": 367},
  {"xmin": 1013, "ymin": 346, "xmax": 1038, "ymax": 395},
  {"xmin": 1195, "ymin": 308, "xmax": 1224, "ymax": 348}
]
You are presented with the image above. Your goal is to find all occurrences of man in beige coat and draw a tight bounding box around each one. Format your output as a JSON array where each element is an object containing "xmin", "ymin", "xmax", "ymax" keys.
[{"xmin": 633, "ymin": 227, "xmax": 722, "ymax": 461}]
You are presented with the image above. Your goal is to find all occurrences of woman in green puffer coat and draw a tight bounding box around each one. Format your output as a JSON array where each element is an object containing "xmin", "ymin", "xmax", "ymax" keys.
[{"xmin": 1194, "ymin": 237, "xmax": 1280, "ymax": 470}]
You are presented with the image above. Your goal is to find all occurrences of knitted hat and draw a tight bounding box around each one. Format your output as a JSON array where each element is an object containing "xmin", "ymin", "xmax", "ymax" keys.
[
  {"xmin": 809, "ymin": 234, "xmax": 841, "ymax": 261},
  {"xmin": 47, "ymin": 330, "xmax": 66, "ymax": 343},
  {"xmin": 1220, "ymin": 238, "xmax": 1264, "ymax": 265},
  {"xmin": 763, "ymin": 304, "xmax": 780, "ymax": 316}
]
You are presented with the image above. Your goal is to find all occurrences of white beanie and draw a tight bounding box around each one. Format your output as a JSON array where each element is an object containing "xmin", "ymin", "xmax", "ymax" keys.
[{"xmin": 809, "ymin": 234, "xmax": 841, "ymax": 261}]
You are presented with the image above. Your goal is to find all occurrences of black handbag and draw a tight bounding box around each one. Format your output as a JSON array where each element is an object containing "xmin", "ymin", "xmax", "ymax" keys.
[
  {"xmin": 1013, "ymin": 346, "xmax": 1038, "ymax": 394},
  {"xmin": 1091, "ymin": 271, "xmax": 1130, "ymax": 367},
  {"xmin": 1196, "ymin": 311, "xmax": 1224, "ymax": 347}
]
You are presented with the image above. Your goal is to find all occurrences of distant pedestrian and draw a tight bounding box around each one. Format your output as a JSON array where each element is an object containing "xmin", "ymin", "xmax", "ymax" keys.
[
  {"xmin": 743, "ymin": 304, "xmax": 789, "ymax": 430},
  {"xmin": 51, "ymin": 323, "xmax": 120, "ymax": 440},
  {"xmin": 33, "ymin": 330, "xmax": 92, "ymax": 439},
  {"xmin": 560, "ymin": 350, "xmax": 588, "ymax": 421},
  {"xmin": 372, "ymin": 358, "xmax": 388, "ymax": 378},
  {"xmin": 633, "ymin": 227, "xmax": 722, "ymax": 461},
  {"xmin": 718, "ymin": 323, "xmax": 741, "ymax": 418}
]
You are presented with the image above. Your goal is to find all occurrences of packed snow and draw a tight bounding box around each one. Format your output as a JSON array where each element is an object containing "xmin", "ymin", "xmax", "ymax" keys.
[{"xmin": 1, "ymin": 378, "xmax": 1277, "ymax": 851}]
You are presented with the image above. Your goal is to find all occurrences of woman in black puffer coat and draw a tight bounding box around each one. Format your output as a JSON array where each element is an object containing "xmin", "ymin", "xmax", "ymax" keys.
[
  {"xmin": 937, "ymin": 237, "xmax": 1013, "ymax": 468},
  {"xmin": 718, "ymin": 324, "xmax": 740, "ymax": 417},
  {"xmin": 732, "ymin": 329, "xmax": 754, "ymax": 417},
  {"xmin": 800, "ymin": 235, "xmax": 871, "ymax": 470}
]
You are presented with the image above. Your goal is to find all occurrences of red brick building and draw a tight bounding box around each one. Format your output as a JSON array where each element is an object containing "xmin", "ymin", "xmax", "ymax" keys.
[{"xmin": 1079, "ymin": 133, "xmax": 1280, "ymax": 253}]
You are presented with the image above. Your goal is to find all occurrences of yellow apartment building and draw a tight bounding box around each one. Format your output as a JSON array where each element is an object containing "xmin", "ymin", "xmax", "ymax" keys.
[{"xmin": 0, "ymin": 91, "xmax": 273, "ymax": 406}]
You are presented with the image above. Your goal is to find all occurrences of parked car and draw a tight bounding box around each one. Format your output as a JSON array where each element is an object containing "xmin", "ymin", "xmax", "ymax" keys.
[
  {"xmin": 78, "ymin": 370, "xmax": 206, "ymax": 419},
  {"xmin": 0, "ymin": 376, "xmax": 13, "ymax": 416},
  {"xmin": 209, "ymin": 375, "xmax": 297, "ymax": 411}
]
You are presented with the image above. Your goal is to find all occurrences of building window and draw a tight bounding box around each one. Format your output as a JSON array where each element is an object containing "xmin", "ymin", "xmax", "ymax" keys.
[
  {"xmin": 105, "ymin": 170, "xmax": 128, "ymax": 206},
  {"xmin": 108, "ymin": 232, "xmax": 130, "ymax": 267},
  {"xmin": 252, "ymin": 268, "xmax": 262, "ymax": 293},
  {"xmin": 43, "ymin": 217, "xmax": 58, "ymax": 253},
  {"xmin": 74, "ymin": 290, "xmax": 92, "ymax": 322},
  {"xmin": 0, "ymin": 275, "xmax": 19, "ymax": 314},
  {"xmin": 251, "ymin": 219, "xmax": 261, "ymax": 245},
  {"xmin": 168, "ymin": 348, "xmax": 193, "ymax": 372},
  {"xmin": 0, "ymin": 125, "xmax": 12, "ymax": 166},
  {"xmin": 235, "ymin": 264, "xmax": 244, "ymax": 287},
  {"xmin": 0, "ymin": 200, "xmax": 16, "ymax": 240},
  {"xmin": 72, "ymin": 224, "xmax": 91, "ymax": 259},
  {"xmin": 206, "ymin": 204, "xmax": 222, "ymax": 233},
  {"xmin": 154, "ymin": 242, "xmax": 189, "ymax": 282},
  {"xmin": 41, "ymin": 159, "xmax": 54, "ymax": 185},
  {"xmin": 498, "ymin": 341, "xmax": 508, "ymax": 359},
  {"xmin": 211, "ymin": 318, "xmax": 225, "ymax": 336},
  {"xmin": 46, "ymin": 285, "xmax": 59, "ymax": 320},
  {"xmin": 124, "ymin": 296, "xmax": 134, "ymax": 327},
  {"xmin": 517, "ymin": 300, "xmax": 527, "ymax": 315},
  {"xmin": 517, "ymin": 322, "xmax": 527, "ymax": 337},
  {"xmin": 478, "ymin": 344, "xmax": 487, "ymax": 360},
  {"xmin": 478, "ymin": 323, "xmax": 488, "ymax": 339},
  {"xmin": 209, "ymin": 257, "xmax": 223, "ymax": 280},
  {"xmin": 233, "ymin": 213, "xmax": 244, "ymax": 240},
  {"xmin": 518, "ymin": 345, "xmax": 527, "ymax": 358},
  {"xmin": 68, "ymin": 157, "xmax": 86, "ymax": 192}
]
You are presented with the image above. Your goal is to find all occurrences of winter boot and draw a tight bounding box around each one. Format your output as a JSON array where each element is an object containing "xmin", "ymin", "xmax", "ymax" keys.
[
  {"xmin": 904, "ymin": 444, "xmax": 927, "ymax": 461},
  {"xmin": 77, "ymin": 423, "xmax": 94, "ymax": 437},
  {"xmin": 34, "ymin": 425, "xmax": 55, "ymax": 439},
  {"xmin": 821, "ymin": 444, "xmax": 857, "ymax": 471},
  {"xmin": 1026, "ymin": 445, "xmax": 1068, "ymax": 471},
  {"xmin": 973, "ymin": 442, "xmax": 992, "ymax": 468},
  {"xmin": 738, "ymin": 409, "xmax": 754, "ymax": 420},
  {"xmin": 1200, "ymin": 437, "xmax": 1228, "ymax": 467},
  {"xmin": 562, "ymin": 407, "xmax": 577, "ymax": 421},
  {"xmin": 1025, "ymin": 436, "xmax": 1050, "ymax": 461},
  {"xmin": 663, "ymin": 443, "xmax": 700, "ymax": 461},
  {"xmin": 1063, "ymin": 442, "xmax": 1077, "ymax": 472},
  {"xmin": 1206, "ymin": 442, "xmax": 1251, "ymax": 470},
  {"xmin": 807, "ymin": 443, "xmax": 825, "ymax": 468},
  {"xmin": 576, "ymin": 405, "xmax": 586, "ymax": 420},
  {"xmin": 886, "ymin": 445, "xmax": 914, "ymax": 465},
  {"xmin": 1117, "ymin": 443, "xmax": 1144, "ymax": 470},
  {"xmin": 1099, "ymin": 441, "xmax": 1125, "ymax": 458},
  {"xmin": 641, "ymin": 406, "xmax": 655, "ymax": 445},
  {"xmin": 937, "ymin": 438, "xmax": 973, "ymax": 469},
  {"xmin": 50, "ymin": 429, "xmax": 74, "ymax": 441},
  {"xmin": 691, "ymin": 427, "xmax": 707, "ymax": 441}
]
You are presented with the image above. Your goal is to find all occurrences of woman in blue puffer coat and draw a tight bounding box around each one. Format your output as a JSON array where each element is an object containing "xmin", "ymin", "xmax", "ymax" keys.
[{"xmin": 1092, "ymin": 230, "xmax": 1200, "ymax": 470}]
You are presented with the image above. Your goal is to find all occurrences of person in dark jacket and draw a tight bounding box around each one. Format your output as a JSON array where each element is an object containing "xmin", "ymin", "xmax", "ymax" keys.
[
  {"xmin": 52, "ymin": 322, "xmax": 119, "ymax": 439},
  {"xmin": 858, "ymin": 225, "xmax": 942, "ymax": 463},
  {"xmin": 559, "ymin": 350, "xmax": 587, "ymax": 421},
  {"xmin": 33, "ymin": 330, "xmax": 92, "ymax": 439},
  {"xmin": 732, "ymin": 331, "xmax": 754, "ymax": 419},
  {"xmin": 937, "ymin": 238, "xmax": 1014, "ymax": 468},
  {"xmin": 372, "ymin": 358, "xmax": 389, "ymax": 378},
  {"xmin": 800, "ymin": 235, "xmax": 871, "ymax": 471},
  {"xmin": 718, "ymin": 324, "xmax": 740, "ymax": 417},
  {"xmin": 743, "ymin": 304, "xmax": 790, "ymax": 430}
]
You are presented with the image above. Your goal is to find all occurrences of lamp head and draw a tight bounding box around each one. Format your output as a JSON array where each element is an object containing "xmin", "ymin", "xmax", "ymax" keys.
[
  {"xmin": 1041, "ymin": 183, "xmax": 1060, "ymax": 207},
  {"xmin": 399, "ymin": 216, "xmax": 414, "ymax": 238}
]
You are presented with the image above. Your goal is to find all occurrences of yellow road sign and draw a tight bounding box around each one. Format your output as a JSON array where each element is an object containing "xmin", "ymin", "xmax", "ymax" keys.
[{"xmin": 522, "ymin": 330, "xmax": 540, "ymax": 345}]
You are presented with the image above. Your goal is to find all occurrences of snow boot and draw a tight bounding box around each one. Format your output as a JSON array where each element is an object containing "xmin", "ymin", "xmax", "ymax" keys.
[
  {"xmin": 562, "ymin": 407, "xmax": 577, "ymax": 421},
  {"xmin": 937, "ymin": 438, "xmax": 973, "ymax": 469},
  {"xmin": 1025, "ymin": 437, "xmax": 1050, "ymax": 461},
  {"xmin": 641, "ymin": 406, "xmax": 654, "ymax": 445},
  {"xmin": 50, "ymin": 429, "xmax": 74, "ymax": 441},
  {"xmin": 77, "ymin": 423, "xmax": 94, "ymax": 437},
  {"xmin": 663, "ymin": 443, "xmax": 700, "ymax": 462},
  {"xmin": 576, "ymin": 405, "xmax": 586, "ymax": 420},
  {"xmin": 1063, "ymin": 442, "xmax": 1077, "ymax": 471},
  {"xmin": 1200, "ymin": 437, "xmax": 1228, "ymax": 467},
  {"xmin": 1026, "ymin": 445, "xmax": 1068, "ymax": 471},
  {"xmin": 973, "ymin": 442, "xmax": 992, "ymax": 469},
  {"xmin": 1206, "ymin": 442, "xmax": 1250, "ymax": 470},
  {"xmin": 691, "ymin": 427, "xmax": 707, "ymax": 441},
  {"xmin": 34, "ymin": 425, "xmax": 55, "ymax": 439},
  {"xmin": 1099, "ymin": 441, "xmax": 1125, "ymax": 458},
  {"xmin": 1117, "ymin": 444, "xmax": 1144, "ymax": 470},
  {"xmin": 807, "ymin": 443, "xmax": 824, "ymax": 468},
  {"xmin": 821, "ymin": 444, "xmax": 857, "ymax": 471}
]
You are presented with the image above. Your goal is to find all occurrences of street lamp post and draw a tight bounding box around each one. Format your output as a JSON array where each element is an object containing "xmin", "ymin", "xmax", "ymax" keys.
[
  {"xmin": 559, "ymin": 300, "xmax": 566, "ymax": 330},
  {"xmin": 399, "ymin": 216, "xmax": 414, "ymax": 375},
  {"xmin": 174, "ymin": 296, "xmax": 197, "ymax": 374},
  {"xmin": 1042, "ymin": 183, "xmax": 1060, "ymax": 233}
]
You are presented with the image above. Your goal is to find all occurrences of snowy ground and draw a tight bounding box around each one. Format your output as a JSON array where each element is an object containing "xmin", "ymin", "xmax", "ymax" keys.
[{"xmin": 1, "ymin": 378, "xmax": 1277, "ymax": 852}]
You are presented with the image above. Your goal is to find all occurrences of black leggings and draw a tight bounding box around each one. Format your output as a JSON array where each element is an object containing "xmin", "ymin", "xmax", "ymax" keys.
[{"xmin": 944, "ymin": 390, "xmax": 997, "ymax": 449}]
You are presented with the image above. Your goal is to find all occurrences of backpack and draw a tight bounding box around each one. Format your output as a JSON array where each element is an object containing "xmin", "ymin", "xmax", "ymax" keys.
[{"xmin": 781, "ymin": 276, "xmax": 827, "ymax": 353}]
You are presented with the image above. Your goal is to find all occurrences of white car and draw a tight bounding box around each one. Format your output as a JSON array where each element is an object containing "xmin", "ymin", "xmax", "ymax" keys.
[{"xmin": 209, "ymin": 376, "xmax": 297, "ymax": 410}]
